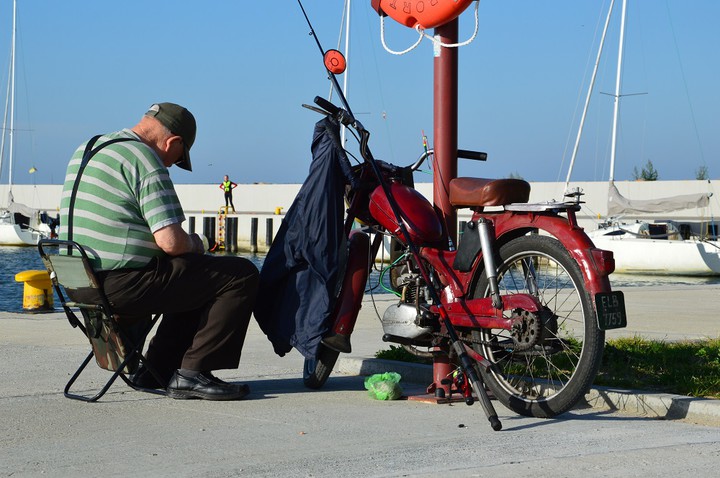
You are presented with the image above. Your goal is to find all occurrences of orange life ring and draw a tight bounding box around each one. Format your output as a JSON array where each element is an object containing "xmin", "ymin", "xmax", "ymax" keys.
[{"xmin": 370, "ymin": 0, "xmax": 475, "ymax": 30}]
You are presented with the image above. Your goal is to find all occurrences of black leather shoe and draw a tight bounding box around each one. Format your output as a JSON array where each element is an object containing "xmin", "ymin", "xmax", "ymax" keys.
[
  {"xmin": 131, "ymin": 365, "xmax": 170, "ymax": 390},
  {"xmin": 166, "ymin": 371, "xmax": 250, "ymax": 401}
]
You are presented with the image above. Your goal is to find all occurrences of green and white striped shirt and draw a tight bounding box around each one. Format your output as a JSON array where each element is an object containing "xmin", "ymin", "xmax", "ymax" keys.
[{"xmin": 60, "ymin": 129, "xmax": 185, "ymax": 270}]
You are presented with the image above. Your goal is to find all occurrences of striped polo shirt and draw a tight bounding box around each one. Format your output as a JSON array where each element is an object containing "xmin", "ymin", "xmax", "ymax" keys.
[{"xmin": 60, "ymin": 129, "xmax": 186, "ymax": 270}]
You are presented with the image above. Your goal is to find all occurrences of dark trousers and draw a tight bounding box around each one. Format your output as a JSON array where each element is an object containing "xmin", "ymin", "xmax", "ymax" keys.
[
  {"xmin": 224, "ymin": 191, "xmax": 234, "ymax": 209},
  {"xmin": 101, "ymin": 254, "xmax": 259, "ymax": 375}
]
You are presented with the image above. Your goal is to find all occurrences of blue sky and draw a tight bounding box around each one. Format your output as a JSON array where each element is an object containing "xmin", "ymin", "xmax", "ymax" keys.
[{"xmin": 1, "ymin": 0, "xmax": 717, "ymax": 186}]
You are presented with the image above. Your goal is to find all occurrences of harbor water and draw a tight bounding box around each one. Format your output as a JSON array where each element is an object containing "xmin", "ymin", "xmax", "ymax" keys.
[
  {"xmin": 1, "ymin": 247, "xmax": 264, "ymax": 314},
  {"xmin": 2, "ymin": 246, "xmax": 719, "ymax": 313},
  {"xmin": 0, "ymin": 246, "xmax": 392, "ymax": 313}
]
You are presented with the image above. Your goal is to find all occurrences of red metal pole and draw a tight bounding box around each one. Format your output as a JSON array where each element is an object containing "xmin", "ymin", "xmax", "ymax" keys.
[
  {"xmin": 431, "ymin": 19, "xmax": 459, "ymax": 398},
  {"xmin": 433, "ymin": 19, "xmax": 459, "ymax": 245}
]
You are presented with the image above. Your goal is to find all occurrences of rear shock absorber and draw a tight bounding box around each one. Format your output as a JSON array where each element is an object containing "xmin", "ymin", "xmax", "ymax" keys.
[{"xmin": 477, "ymin": 218, "xmax": 503, "ymax": 310}]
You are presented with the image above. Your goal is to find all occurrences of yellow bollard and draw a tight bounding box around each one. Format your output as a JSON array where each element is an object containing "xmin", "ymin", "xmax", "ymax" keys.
[{"xmin": 14, "ymin": 270, "xmax": 54, "ymax": 312}]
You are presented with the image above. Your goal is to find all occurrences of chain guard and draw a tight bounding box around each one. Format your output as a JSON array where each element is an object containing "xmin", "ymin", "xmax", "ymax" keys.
[{"xmin": 451, "ymin": 307, "xmax": 560, "ymax": 348}]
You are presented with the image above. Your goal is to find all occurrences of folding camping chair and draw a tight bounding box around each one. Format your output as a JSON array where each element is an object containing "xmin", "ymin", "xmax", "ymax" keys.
[{"xmin": 38, "ymin": 239, "xmax": 165, "ymax": 402}]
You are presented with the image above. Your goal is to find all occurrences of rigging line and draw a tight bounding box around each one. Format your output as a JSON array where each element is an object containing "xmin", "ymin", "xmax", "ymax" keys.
[
  {"xmin": 557, "ymin": 0, "xmax": 615, "ymax": 186},
  {"xmin": 663, "ymin": 0, "xmax": 707, "ymax": 171},
  {"xmin": 8, "ymin": 0, "xmax": 17, "ymax": 189},
  {"xmin": 336, "ymin": 0, "xmax": 349, "ymax": 51},
  {"xmin": 296, "ymin": 0, "xmax": 354, "ymax": 118},
  {"xmin": 329, "ymin": 0, "xmax": 350, "ymax": 103},
  {"xmin": 0, "ymin": 58, "xmax": 11, "ymax": 178},
  {"xmin": 7, "ymin": 1, "xmax": 38, "ymax": 181},
  {"xmin": 360, "ymin": 5, "xmax": 396, "ymax": 162}
]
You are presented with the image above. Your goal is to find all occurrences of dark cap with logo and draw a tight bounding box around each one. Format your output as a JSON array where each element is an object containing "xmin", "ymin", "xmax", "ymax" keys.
[{"xmin": 145, "ymin": 102, "xmax": 196, "ymax": 171}]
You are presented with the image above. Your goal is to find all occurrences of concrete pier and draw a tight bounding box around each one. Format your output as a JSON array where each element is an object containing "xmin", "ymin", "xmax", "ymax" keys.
[
  {"xmin": 0, "ymin": 284, "xmax": 719, "ymax": 476},
  {"xmin": 4, "ymin": 179, "xmax": 718, "ymax": 253}
]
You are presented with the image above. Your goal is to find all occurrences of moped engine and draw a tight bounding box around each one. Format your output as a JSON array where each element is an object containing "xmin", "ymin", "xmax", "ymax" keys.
[
  {"xmin": 381, "ymin": 303, "xmax": 434, "ymax": 339},
  {"xmin": 380, "ymin": 261, "xmax": 436, "ymax": 341}
]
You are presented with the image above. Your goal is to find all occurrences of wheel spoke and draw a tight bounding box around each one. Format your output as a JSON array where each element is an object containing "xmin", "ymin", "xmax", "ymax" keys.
[{"xmin": 472, "ymin": 235, "xmax": 604, "ymax": 417}]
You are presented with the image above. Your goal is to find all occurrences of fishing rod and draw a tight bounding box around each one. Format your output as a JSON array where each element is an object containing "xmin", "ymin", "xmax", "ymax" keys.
[
  {"xmin": 295, "ymin": 0, "xmax": 502, "ymax": 431},
  {"xmin": 297, "ymin": 0, "xmax": 355, "ymax": 120}
]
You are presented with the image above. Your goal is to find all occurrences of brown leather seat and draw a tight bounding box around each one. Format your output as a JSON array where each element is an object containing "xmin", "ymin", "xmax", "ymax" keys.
[{"xmin": 449, "ymin": 177, "xmax": 531, "ymax": 208}]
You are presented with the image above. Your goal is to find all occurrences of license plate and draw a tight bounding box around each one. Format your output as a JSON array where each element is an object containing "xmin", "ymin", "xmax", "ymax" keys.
[{"xmin": 595, "ymin": 291, "xmax": 627, "ymax": 330}]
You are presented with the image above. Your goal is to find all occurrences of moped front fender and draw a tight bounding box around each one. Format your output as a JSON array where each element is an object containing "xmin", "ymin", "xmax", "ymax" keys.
[{"xmin": 321, "ymin": 230, "xmax": 371, "ymax": 354}]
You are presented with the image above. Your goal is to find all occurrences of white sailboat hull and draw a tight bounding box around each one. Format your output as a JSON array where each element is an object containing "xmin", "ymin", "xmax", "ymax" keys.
[
  {"xmin": 0, "ymin": 222, "xmax": 43, "ymax": 246},
  {"xmin": 590, "ymin": 230, "xmax": 720, "ymax": 276},
  {"xmin": 0, "ymin": 210, "xmax": 50, "ymax": 245}
]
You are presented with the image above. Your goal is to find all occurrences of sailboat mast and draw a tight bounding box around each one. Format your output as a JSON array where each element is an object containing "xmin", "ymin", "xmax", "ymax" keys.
[
  {"xmin": 327, "ymin": 0, "xmax": 351, "ymax": 145},
  {"xmin": 340, "ymin": 0, "xmax": 350, "ymax": 146},
  {"xmin": 8, "ymin": 0, "xmax": 17, "ymax": 189},
  {"xmin": 563, "ymin": 0, "xmax": 616, "ymax": 191},
  {"xmin": 0, "ymin": 61, "xmax": 10, "ymax": 179},
  {"xmin": 609, "ymin": 0, "xmax": 628, "ymax": 183}
]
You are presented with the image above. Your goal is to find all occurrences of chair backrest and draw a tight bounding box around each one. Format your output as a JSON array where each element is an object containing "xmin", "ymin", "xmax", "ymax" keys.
[
  {"xmin": 43, "ymin": 253, "xmax": 99, "ymax": 290},
  {"xmin": 38, "ymin": 239, "xmax": 140, "ymax": 373}
]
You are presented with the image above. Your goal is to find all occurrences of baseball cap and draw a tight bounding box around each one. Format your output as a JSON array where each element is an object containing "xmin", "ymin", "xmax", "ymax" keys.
[{"xmin": 145, "ymin": 102, "xmax": 196, "ymax": 171}]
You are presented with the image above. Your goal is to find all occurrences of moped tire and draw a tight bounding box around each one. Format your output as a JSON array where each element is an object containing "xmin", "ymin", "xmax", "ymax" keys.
[
  {"xmin": 303, "ymin": 343, "xmax": 341, "ymax": 389},
  {"xmin": 470, "ymin": 234, "xmax": 604, "ymax": 418}
]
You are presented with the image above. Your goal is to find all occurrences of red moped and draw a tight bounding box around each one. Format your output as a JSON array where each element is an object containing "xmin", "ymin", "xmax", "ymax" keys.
[
  {"xmin": 299, "ymin": 88, "xmax": 627, "ymax": 431},
  {"xmin": 280, "ymin": 2, "xmax": 628, "ymax": 431}
]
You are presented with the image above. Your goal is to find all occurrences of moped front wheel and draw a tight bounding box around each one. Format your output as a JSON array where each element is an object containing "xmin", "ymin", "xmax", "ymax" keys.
[
  {"xmin": 303, "ymin": 344, "xmax": 340, "ymax": 389},
  {"xmin": 471, "ymin": 234, "xmax": 604, "ymax": 418}
]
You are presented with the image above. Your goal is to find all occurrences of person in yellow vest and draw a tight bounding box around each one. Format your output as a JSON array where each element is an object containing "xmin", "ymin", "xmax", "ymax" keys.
[{"xmin": 219, "ymin": 175, "xmax": 238, "ymax": 212}]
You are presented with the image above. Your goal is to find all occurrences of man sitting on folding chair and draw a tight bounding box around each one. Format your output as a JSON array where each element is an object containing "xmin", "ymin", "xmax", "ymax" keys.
[{"xmin": 59, "ymin": 102, "xmax": 259, "ymax": 401}]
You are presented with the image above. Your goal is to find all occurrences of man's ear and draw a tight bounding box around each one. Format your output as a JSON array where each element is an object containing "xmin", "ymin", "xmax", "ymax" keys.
[{"xmin": 165, "ymin": 135, "xmax": 183, "ymax": 153}]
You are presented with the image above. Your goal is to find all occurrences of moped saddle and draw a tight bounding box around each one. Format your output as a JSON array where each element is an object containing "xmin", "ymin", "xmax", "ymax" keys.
[{"xmin": 449, "ymin": 178, "xmax": 530, "ymax": 209}]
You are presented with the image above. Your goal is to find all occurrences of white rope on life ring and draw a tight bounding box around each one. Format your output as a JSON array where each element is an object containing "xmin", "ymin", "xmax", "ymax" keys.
[{"xmin": 379, "ymin": 0, "xmax": 481, "ymax": 56}]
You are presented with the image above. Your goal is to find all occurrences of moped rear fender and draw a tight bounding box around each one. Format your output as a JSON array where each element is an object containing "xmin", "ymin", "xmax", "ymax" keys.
[
  {"xmin": 488, "ymin": 211, "xmax": 615, "ymax": 298},
  {"xmin": 420, "ymin": 211, "xmax": 614, "ymax": 300}
]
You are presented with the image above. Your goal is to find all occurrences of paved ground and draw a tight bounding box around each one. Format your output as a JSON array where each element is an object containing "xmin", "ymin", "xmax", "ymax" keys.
[{"xmin": 1, "ymin": 284, "xmax": 719, "ymax": 477}]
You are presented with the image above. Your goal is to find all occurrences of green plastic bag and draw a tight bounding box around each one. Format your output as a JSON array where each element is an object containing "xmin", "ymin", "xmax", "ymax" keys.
[{"xmin": 364, "ymin": 372, "xmax": 403, "ymax": 400}]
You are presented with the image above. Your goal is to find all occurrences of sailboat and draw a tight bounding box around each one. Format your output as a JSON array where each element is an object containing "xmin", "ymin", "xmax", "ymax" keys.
[
  {"xmin": 564, "ymin": 0, "xmax": 720, "ymax": 276},
  {"xmin": 0, "ymin": 0, "xmax": 54, "ymax": 246}
]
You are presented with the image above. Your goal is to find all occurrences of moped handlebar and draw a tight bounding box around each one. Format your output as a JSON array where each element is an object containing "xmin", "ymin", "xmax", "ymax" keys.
[
  {"xmin": 313, "ymin": 95, "xmax": 340, "ymax": 116},
  {"xmin": 410, "ymin": 150, "xmax": 433, "ymax": 171},
  {"xmin": 458, "ymin": 149, "xmax": 487, "ymax": 161},
  {"xmin": 408, "ymin": 149, "xmax": 487, "ymax": 171},
  {"xmin": 307, "ymin": 96, "xmax": 487, "ymax": 172},
  {"xmin": 313, "ymin": 96, "xmax": 356, "ymax": 128}
]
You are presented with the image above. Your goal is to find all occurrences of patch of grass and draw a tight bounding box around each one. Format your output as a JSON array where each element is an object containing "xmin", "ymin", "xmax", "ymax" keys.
[
  {"xmin": 375, "ymin": 345, "xmax": 432, "ymax": 364},
  {"xmin": 596, "ymin": 336, "xmax": 720, "ymax": 398},
  {"xmin": 376, "ymin": 337, "xmax": 720, "ymax": 398}
]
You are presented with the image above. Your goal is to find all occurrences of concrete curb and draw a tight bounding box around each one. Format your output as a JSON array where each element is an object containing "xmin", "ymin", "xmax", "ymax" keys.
[
  {"xmin": 584, "ymin": 387, "xmax": 720, "ymax": 426},
  {"xmin": 338, "ymin": 357, "xmax": 720, "ymax": 426}
]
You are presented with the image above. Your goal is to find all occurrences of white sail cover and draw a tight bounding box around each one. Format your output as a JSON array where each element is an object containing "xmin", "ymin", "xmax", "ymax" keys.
[
  {"xmin": 5, "ymin": 191, "xmax": 39, "ymax": 218},
  {"xmin": 607, "ymin": 181, "xmax": 711, "ymax": 216}
]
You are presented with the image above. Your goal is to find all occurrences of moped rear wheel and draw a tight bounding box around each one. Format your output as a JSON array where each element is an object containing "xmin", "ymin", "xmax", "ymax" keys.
[
  {"xmin": 471, "ymin": 234, "xmax": 604, "ymax": 418},
  {"xmin": 303, "ymin": 344, "xmax": 340, "ymax": 389}
]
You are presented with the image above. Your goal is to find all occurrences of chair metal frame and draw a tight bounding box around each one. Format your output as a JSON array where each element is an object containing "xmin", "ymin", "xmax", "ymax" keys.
[{"xmin": 38, "ymin": 239, "xmax": 166, "ymax": 402}]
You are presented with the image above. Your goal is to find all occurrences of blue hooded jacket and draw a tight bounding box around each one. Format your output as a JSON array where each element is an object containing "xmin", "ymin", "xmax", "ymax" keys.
[{"xmin": 254, "ymin": 116, "xmax": 357, "ymax": 359}]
